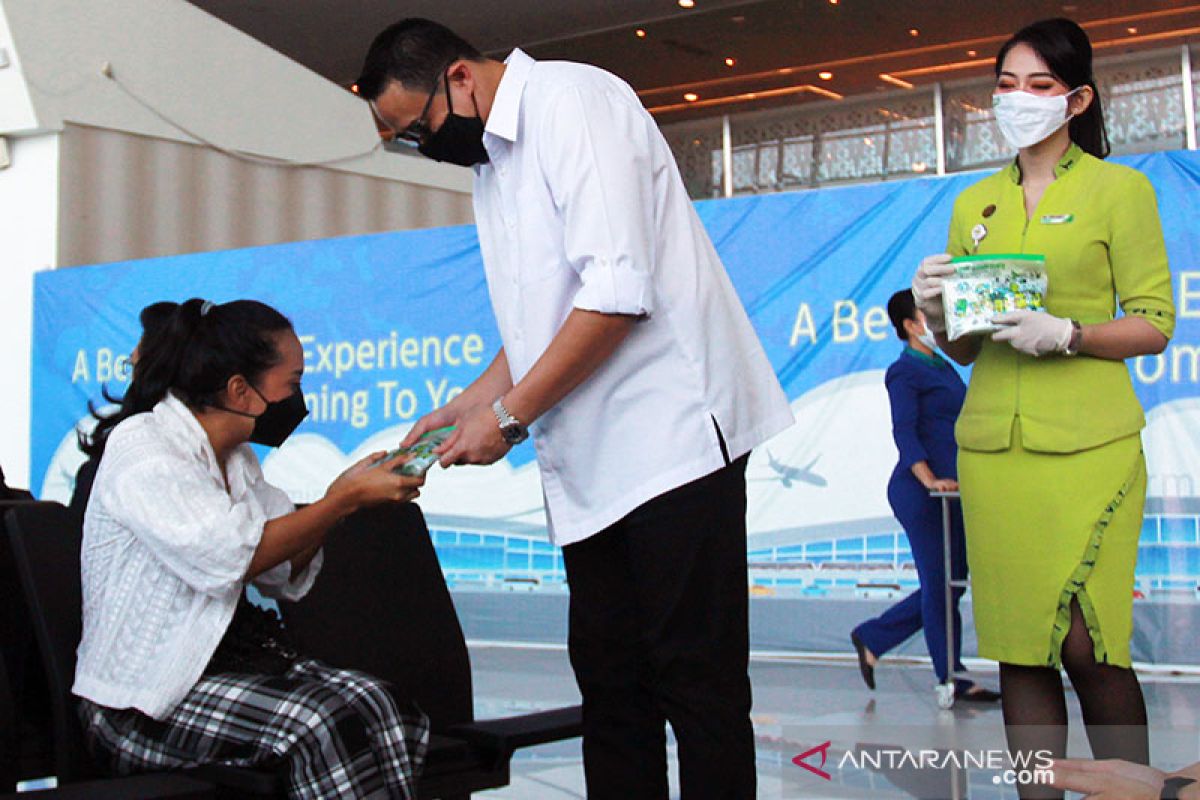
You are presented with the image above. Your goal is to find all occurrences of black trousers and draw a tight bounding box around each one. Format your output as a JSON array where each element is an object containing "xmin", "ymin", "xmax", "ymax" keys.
[{"xmin": 562, "ymin": 455, "xmax": 754, "ymax": 800}]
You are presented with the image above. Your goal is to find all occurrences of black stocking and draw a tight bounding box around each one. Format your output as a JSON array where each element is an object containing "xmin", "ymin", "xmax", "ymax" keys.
[
  {"xmin": 999, "ymin": 661, "xmax": 1067, "ymax": 799},
  {"xmin": 1060, "ymin": 596, "xmax": 1149, "ymax": 764},
  {"xmin": 997, "ymin": 596, "xmax": 1150, "ymax": 799}
]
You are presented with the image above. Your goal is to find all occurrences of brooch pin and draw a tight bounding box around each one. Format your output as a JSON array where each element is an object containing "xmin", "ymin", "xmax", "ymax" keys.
[{"xmin": 971, "ymin": 223, "xmax": 988, "ymax": 253}]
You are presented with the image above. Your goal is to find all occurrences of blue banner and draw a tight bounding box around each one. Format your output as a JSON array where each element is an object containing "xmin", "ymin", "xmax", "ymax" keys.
[{"xmin": 31, "ymin": 150, "xmax": 1200, "ymax": 610}]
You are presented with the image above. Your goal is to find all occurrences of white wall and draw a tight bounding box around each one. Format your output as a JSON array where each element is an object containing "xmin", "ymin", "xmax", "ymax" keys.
[
  {"xmin": 0, "ymin": 0, "xmax": 471, "ymax": 194},
  {"xmin": 0, "ymin": 0, "xmax": 36, "ymax": 134},
  {"xmin": 0, "ymin": 132, "xmax": 58, "ymax": 488}
]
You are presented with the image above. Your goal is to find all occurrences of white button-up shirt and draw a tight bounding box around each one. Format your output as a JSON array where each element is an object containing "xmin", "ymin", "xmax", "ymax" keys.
[
  {"xmin": 73, "ymin": 393, "xmax": 321, "ymax": 718},
  {"xmin": 474, "ymin": 50, "xmax": 793, "ymax": 545}
]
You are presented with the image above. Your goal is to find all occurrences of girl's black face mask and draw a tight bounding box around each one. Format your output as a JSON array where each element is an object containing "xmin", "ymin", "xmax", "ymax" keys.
[
  {"xmin": 418, "ymin": 72, "xmax": 489, "ymax": 167},
  {"xmin": 219, "ymin": 385, "xmax": 309, "ymax": 448},
  {"xmin": 248, "ymin": 388, "xmax": 309, "ymax": 448}
]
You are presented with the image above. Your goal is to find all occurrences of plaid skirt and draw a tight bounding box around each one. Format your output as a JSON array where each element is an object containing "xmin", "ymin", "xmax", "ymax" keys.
[{"xmin": 78, "ymin": 659, "xmax": 429, "ymax": 800}]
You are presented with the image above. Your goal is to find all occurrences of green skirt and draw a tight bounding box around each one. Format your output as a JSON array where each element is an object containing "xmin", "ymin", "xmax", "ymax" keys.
[{"xmin": 958, "ymin": 417, "xmax": 1146, "ymax": 668}]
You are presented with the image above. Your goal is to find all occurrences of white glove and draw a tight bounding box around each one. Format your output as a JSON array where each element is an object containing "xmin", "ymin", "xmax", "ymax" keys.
[
  {"xmin": 991, "ymin": 310, "xmax": 1073, "ymax": 357},
  {"xmin": 911, "ymin": 254, "xmax": 955, "ymax": 333}
]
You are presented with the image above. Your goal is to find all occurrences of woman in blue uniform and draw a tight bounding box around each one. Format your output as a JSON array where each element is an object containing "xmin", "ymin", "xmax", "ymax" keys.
[{"xmin": 851, "ymin": 290, "xmax": 999, "ymax": 702}]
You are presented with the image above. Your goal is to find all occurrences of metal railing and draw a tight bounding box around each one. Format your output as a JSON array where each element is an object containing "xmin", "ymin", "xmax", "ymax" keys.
[{"xmin": 661, "ymin": 44, "xmax": 1199, "ymax": 200}]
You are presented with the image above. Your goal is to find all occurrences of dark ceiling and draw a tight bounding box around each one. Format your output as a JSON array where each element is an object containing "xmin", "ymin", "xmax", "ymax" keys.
[{"xmin": 188, "ymin": 0, "xmax": 1200, "ymax": 122}]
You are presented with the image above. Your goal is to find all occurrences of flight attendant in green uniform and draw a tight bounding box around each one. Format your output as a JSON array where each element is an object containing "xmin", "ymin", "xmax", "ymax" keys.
[{"xmin": 911, "ymin": 18, "xmax": 1174, "ymax": 798}]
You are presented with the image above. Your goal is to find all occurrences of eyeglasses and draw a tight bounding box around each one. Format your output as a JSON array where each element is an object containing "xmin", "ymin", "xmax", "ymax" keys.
[{"xmin": 394, "ymin": 75, "xmax": 445, "ymax": 145}]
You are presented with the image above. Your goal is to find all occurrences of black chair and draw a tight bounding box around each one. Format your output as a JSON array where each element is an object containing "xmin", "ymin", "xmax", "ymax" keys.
[
  {"xmin": 279, "ymin": 503, "xmax": 582, "ymax": 799},
  {"xmin": 0, "ymin": 652, "xmax": 17, "ymax": 792},
  {"xmin": 0, "ymin": 498, "xmax": 53, "ymax": 792},
  {"xmin": 3, "ymin": 502, "xmax": 280, "ymax": 798}
]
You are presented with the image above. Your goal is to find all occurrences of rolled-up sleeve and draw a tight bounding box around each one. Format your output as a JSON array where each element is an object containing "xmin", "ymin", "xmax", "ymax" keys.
[
  {"xmin": 886, "ymin": 365, "xmax": 929, "ymax": 471},
  {"xmin": 539, "ymin": 85, "xmax": 656, "ymax": 316},
  {"xmin": 101, "ymin": 435, "xmax": 263, "ymax": 597},
  {"xmin": 249, "ymin": 478, "xmax": 323, "ymax": 601},
  {"xmin": 1110, "ymin": 170, "xmax": 1175, "ymax": 339}
]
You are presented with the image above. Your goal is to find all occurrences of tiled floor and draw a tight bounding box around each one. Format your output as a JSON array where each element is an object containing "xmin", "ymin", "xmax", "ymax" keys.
[{"xmin": 469, "ymin": 644, "xmax": 1200, "ymax": 799}]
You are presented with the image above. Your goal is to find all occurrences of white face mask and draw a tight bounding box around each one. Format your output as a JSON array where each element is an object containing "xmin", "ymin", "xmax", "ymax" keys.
[
  {"xmin": 917, "ymin": 330, "xmax": 939, "ymax": 351},
  {"xmin": 992, "ymin": 88, "xmax": 1079, "ymax": 150}
]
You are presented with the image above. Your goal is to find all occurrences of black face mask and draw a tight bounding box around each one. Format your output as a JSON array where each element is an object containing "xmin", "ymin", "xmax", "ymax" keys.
[
  {"xmin": 220, "ymin": 384, "xmax": 309, "ymax": 448},
  {"xmin": 249, "ymin": 388, "xmax": 309, "ymax": 447},
  {"xmin": 418, "ymin": 73, "xmax": 489, "ymax": 167}
]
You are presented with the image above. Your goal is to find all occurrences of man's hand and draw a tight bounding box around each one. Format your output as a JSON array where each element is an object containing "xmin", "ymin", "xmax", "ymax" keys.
[
  {"xmin": 435, "ymin": 403, "xmax": 513, "ymax": 467},
  {"xmin": 1049, "ymin": 758, "xmax": 1166, "ymax": 799},
  {"xmin": 400, "ymin": 402, "xmax": 468, "ymax": 449}
]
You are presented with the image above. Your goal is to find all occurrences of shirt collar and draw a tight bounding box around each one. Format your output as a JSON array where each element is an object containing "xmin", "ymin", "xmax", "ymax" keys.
[
  {"xmin": 904, "ymin": 345, "xmax": 948, "ymax": 368},
  {"xmin": 153, "ymin": 392, "xmax": 245, "ymax": 490},
  {"xmin": 484, "ymin": 48, "xmax": 535, "ymax": 144},
  {"xmin": 1006, "ymin": 141, "xmax": 1083, "ymax": 184}
]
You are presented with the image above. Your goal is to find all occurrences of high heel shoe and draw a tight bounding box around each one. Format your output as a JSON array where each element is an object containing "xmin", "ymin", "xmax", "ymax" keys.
[{"xmin": 851, "ymin": 632, "xmax": 875, "ymax": 690}]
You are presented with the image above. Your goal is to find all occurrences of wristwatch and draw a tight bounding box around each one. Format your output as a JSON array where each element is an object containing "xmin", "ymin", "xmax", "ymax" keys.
[
  {"xmin": 1063, "ymin": 319, "xmax": 1083, "ymax": 356},
  {"xmin": 1162, "ymin": 776, "xmax": 1197, "ymax": 799},
  {"xmin": 492, "ymin": 398, "xmax": 529, "ymax": 446}
]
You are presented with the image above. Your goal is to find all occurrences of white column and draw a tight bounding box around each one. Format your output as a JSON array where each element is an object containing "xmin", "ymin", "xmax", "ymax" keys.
[
  {"xmin": 0, "ymin": 132, "xmax": 60, "ymax": 489},
  {"xmin": 934, "ymin": 83, "xmax": 947, "ymax": 176},
  {"xmin": 721, "ymin": 114, "xmax": 733, "ymax": 198},
  {"xmin": 1183, "ymin": 45, "xmax": 1197, "ymax": 151}
]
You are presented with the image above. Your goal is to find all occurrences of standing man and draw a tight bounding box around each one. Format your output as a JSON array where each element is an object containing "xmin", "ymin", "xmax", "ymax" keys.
[{"xmin": 358, "ymin": 19, "xmax": 792, "ymax": 798}]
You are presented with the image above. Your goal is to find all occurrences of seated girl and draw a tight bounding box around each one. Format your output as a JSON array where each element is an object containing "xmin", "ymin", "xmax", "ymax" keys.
[{"xmin": 73, "ymin": 298, "xmax": 428, "ymax": 799}]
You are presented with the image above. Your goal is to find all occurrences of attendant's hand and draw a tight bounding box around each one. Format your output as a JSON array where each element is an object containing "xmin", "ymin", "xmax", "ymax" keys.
[
  {"xmin": 400, "ymin": 402, "xmax": 468, "ymax": 448},
  {"xmin": 435, "ymin": 404, "xmax": 512, "ymax": 467},
  {"xmin": 1049, "ymin": 758, "xmax": 1166, "ymax": 799},
  {"xmin": 325, "ymin": 451, "xmax": 425, "ymax": 511},
  {"xmin": 925, "ymin": 478, "xmax": 959, "ymax": 492},
  {"xmin": 912, "ymin": 254, "xmax": 955, "ymax": 333},
  {"xmin": 991, "ymin": 310, "xmax": 1073, "ymax": 357}
]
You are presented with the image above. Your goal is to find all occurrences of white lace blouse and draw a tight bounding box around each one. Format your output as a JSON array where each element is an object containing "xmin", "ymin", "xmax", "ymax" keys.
[{"xmin": 73, "ymin": 393, "xmax": 322, "ymax": 719}]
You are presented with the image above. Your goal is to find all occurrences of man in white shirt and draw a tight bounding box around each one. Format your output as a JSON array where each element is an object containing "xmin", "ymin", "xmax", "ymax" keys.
[{"xmin": 358, "ymin": 19, "xmax": 792, "ymax": 798}]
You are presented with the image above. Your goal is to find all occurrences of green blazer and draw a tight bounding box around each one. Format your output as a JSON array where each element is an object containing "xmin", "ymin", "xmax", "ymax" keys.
[{"xmin": 948, "ymin": 143, "xmax": 1175, "ymax": 454}]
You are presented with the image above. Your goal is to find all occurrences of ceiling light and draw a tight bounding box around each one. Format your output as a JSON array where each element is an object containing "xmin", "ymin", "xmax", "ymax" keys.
[
  {"xmin": 1127, "ymin": 26, "xmax": 1138, "ymax": 34},
  {"xmin": 725, "ymin": 57, "xmax": 736, "ymax": 67},
  {"xmin": 636, "ymin": 28, "xmax": 647, "ymax": 38},
  {"xmin": 678, "ymin": 0, "xmax": 695, "ymax": 7},
  {"xmin": 908, "ymin": 28, "xmax": 919, "ymax": 37},
  {"xmin": 350, "ymin": 84, "xmax": 359, "ymax": 94},
  {"xmin": 879, "ymin": 73, "xmax": 915, "ymax": 89},
  {"xmin": 829, "ymin": 0, "xmax": 839, "ymax": 4},
  {"xmin": 819, "ymin": 71, "xmax": 833, "ymax": 80},
  {"xmin": 684, "ymin": 92, "xmax": 699, "ymax": 102},
  {"xmin": 807, "ymin": 85, "xmax": 843, "ymax": 101},
  {"xmin": 967, "ymin": 49, "xmax": 977, "ymax": 57}
]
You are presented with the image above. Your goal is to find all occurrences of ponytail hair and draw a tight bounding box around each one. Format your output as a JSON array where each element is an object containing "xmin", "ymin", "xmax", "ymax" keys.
[
  {"xmin": 79, "ymin": 299, "xmax": 293, "ymax": 457},
  {"xmin": 996, "ymin": 18, "xmax": 1110, "ymax": 159},
  {"xmin": 79, "ymin": 300, "xmax": 178, "ymax": 458}
]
